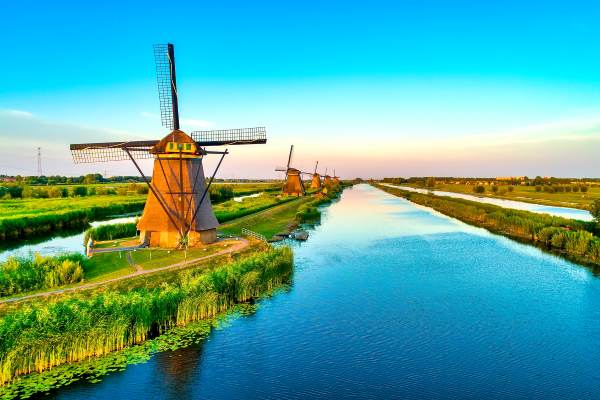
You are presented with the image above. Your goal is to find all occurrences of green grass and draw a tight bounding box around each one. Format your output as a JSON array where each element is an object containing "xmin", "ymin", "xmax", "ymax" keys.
[
  {"xmin": 129, "ymin": 243, "xmax": 235, "ymax": 270},
  {"xmin": 404, "ymin": 183, "xmax": 600, "ymax": 210},
  {"xmin": 83, "ymin": 252, "xmax": 133, "ymax": 281},
  {"xmin": 219, "ymin": 196, "xmax": 313, "ymax": 239},
  {"xmin": 0, "ymin": 195, "xmax": 146, "ymax": 219}
]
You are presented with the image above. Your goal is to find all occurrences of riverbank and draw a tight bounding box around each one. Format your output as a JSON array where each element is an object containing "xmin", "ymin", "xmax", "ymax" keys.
[
  {"xmin": 400, "ymin": 182, "xmax": 599, "ymax": 211},
  {"xmin": 0, "ymin": 246, "xmax": 293, "ymax": 397},
  {"xmin": 374, "ymin": 184, "xmax": 600, "ymax": 267}
]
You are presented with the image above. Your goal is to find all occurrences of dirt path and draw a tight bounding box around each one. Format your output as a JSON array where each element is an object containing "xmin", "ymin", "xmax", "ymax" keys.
[{"xmin": 0, "ymin": 238, "xmax": 250, "ymax": 305}]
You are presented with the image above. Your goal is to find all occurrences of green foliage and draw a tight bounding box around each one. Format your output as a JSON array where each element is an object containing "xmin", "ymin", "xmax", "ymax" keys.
[
  {"xmin": 84, "ymin": 222, "xmax": 138, "ymax": 244},
  {"xmin": 591, "ymin": 199, "xmax": 600, "ymax": 222},
  {"xmin": 0, "ymin": 247, "xmax": 293, "ymax": 385},
  {"xmin": 473, "ymin": 185, "xmax": 485, "ymax": 194},
  {"xmin": 0, "ymin": 198, "xmax": 145, "ymax": 241},
  {"xmin": 425, "ymin": 177, "xmax": 436, "ymax": 188},
  {"xmin": 0, "ymin": 253, "xmax": 86, "ymax": 297},
  {"xmin": 209, "ymin": 185, "xmax": 235, "ymax": 203},
  {"xmin": 71, "ymin": 186, "xmax": 88, "ymax": 197}
]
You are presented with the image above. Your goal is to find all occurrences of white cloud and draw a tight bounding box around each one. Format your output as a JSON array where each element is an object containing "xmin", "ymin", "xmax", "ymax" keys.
[{"xmin": 4, "ymin": 109, "xmax": 34, "ymax": 118}]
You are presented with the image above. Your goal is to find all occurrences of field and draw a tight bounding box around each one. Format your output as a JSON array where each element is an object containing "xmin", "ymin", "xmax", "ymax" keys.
[
  {"xmin": 0, "ymin": 182, "xmax": 283, "ymax": 241},
  {"xmin": 404, "ymin": 183, "xmax": 600, "ymax": 210}
]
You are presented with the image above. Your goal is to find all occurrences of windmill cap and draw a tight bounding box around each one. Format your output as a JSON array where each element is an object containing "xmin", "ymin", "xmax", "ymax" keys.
[{"xmin": 151, "ymin": 129, "xmax": 195, "ymax": 154}]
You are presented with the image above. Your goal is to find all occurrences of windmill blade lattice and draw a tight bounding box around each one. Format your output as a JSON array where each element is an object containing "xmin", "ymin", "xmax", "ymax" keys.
[
  {"xmin": 70, "ymin": 141, "xmax": 158, "ymax": 163},
  {"xmin": 191, "ymin": 127, "xmax": 266, "ymax": 146},
  {"xmin": 153, "ymin": 44, "xmax": 177, "ymax": 130}
]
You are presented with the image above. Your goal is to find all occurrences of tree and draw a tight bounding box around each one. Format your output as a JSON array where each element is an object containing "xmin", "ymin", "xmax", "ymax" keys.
[
  {"xmin": 425, "ymin": 177, "xmax": 436, "ymax": 187},
  {"xmin": 591, "ymin": 199, "xmax": 600, "ymax": 222},
  {"xmin": 83, "ymin": 174, "xmax": 97, "ymax": 184},
  {"xmin": 473, "ymin": 185, "xmax": 485, "ymax": 194}
]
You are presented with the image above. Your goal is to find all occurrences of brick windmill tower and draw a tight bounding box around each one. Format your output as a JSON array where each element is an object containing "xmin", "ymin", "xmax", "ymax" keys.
[
  {"xmin": 333, "ymin": 169, "xmax": 340, "ymax": 185},
  {"xmin": 70, "ymin": 44, "xmax": 267, "ymax": 248},
  {"xmin": 276, "ymin": 145, "xmax": 305, "ymax": 196},
  {"xmin": 323, "ymin": 168, "xmax": 333, "ymax": 187},
  {"xmin": 310, "ymin": 161, "xmax": 321, "ymax": 189}
]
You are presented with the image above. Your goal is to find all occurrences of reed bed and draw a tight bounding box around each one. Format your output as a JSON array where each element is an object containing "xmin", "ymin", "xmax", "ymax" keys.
[
  {"xmin": 0, "ymin": 253, "xmax": 86, "ymax": 297},
  {"xmin": 83, "ymin": 222, "xmax": 138, "ymax": 243},
  {"xmin": 376, "ymin": 184, "xmax": 600, "ymax": 265},
  {"xmin": 0, "ymin": 246, "xmax": 293, "ymax": 385}
]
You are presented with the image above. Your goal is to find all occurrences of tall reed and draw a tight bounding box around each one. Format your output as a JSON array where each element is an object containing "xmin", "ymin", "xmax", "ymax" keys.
[{"xmin": 0, "ymin": 246, "xmax": 293, "ymax": 385}]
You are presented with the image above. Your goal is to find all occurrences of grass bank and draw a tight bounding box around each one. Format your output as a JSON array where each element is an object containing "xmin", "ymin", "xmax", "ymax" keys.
[
  {"xmin": 0, "ymin": 197, "xmax": 146, "ymax": 241},
  {"xmin": 402, "ymin": 183, "xmax": 600, "ymax": 210},
  {"xmin": 374, "ymin": 184, "xmax": 600, "ymax": 266},
  {"xmin": 0, "ymin": 246, "xmax": 293, "ymax": 388}
]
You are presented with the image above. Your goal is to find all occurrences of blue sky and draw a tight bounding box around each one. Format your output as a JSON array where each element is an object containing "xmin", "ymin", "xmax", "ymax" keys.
[{"xmin": 1, "ymin": 0, "xmax": 600, "ymax": 178}]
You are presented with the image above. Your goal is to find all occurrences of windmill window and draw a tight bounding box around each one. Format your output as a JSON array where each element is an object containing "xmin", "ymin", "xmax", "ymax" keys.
[
  {"xmin": 185, "ymin": 144, "xmax": 191, "ymax": 150},
  {"xmin": 169, "ymin": 143, "xmax": 174, "ymax": 150}
]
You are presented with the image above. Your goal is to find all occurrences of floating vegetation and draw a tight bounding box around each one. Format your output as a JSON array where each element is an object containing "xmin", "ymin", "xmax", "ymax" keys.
[{"xmin": 0, "ymin": 247, "xmax": 293, "ymax": 387}]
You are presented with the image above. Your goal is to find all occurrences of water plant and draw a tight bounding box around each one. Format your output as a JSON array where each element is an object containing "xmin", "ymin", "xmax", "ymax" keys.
[
  {"xmin": 0, "ymin": 246, "xmax": 293, "ymax": 385},
  {"xmin": 0, "ymin": 253, "xmax": 86, "ymax": 297},
  {"xmin": 83, "ymin": 222, "xmax": 138, "ymax": 243}
]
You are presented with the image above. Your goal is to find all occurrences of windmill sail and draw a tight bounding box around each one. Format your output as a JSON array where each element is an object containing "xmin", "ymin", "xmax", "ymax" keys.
[
  {"xmin": 153, "ymin": 43, "xmax": 179, "ymax": 130},
  {"xmin": 191, "ymin": 127, "xmax": 266, "ymax": 146}
]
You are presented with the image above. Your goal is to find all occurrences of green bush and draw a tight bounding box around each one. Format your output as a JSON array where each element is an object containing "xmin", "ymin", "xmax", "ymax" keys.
[
  {"xmin": 473, "ymin": 185, "xmax": 485, "ymax": 194},
  {"xmin": 0, "ymin": 253, "xmax": 86, "ymax": 297}
]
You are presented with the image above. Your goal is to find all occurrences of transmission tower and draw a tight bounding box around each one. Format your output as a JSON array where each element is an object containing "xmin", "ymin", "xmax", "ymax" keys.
[{"xmin": 37, "ymin": 147, "xmax": 42, "ymax": 177}]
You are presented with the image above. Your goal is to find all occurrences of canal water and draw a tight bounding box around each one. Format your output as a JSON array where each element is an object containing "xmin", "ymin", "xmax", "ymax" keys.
[
  {"xmin": 382, "ymin": 183, "xmax": 593, "ymax": 221},
  {"xmin": 50, "ymin": 184, "xmax": 600, "ymax": 399},
  {"xmin": 0, "ymin": 216, "xmax": 137, "ymax": 262}
]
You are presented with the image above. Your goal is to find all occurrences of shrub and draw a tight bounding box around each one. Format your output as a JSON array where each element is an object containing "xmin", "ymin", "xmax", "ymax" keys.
[
  {"xmin": 71, "ymin": 186, "xmax": 88, "ymax": 197},
  {"xmin": 0, "ymin": 253, "xmax": 86, "ymax": 297},
  {"xmin": 473, "ymin": 185, "xmax": 485, "ymax": 194},
  {"xmin": 591, "ymin": 199, "xmax": 600, "ymax": 222},
  {"xmin": 580, "ymin": 185, "xmax": 589, "ymax": 193},
  {"xmin": 507, "ymin": 186, "xmax": 514, "ymax": 192},
  {"xmin": 535, "ymin": 185, "xmax": 542, "ymax": 192}
]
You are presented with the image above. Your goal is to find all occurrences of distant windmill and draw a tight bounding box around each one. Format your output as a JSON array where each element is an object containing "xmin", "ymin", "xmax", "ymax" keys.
[
  {"xmin": 333, "ymin": 169, "xmax": 340, "ymax": 185},
  {"xmin": 70, "ymin": 43, "xmax": 267, "ymax": 248},
  {"xmin": 275, "ymin": 145, "xmax": 305, "ymax": 196},
  {"xmin": 309, "ymin": 161, "xmax": 321, "ymax": 189},
  {"xmin": 323, "ymin": 168, "xmax": 332, "ymax": 187}
]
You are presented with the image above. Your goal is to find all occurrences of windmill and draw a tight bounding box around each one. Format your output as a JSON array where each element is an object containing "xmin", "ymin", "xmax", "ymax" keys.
[
  {"xmin": 309, "ymin": 161, "xmax": 321, "ymax": 189},
  {"xmin": 323, "ymin": 168, "xmax": 333, "ymax": 187},
  {"xmin": 70, "ymin": 43, "xmax": 267, "ymax": 248},
  {"xmin": 275, "ymin": 145, "xmax": 305, "ymax": 196},
  {"xmin": 333, "ymin": 169, "xmax": 340, "ymax": 185}
]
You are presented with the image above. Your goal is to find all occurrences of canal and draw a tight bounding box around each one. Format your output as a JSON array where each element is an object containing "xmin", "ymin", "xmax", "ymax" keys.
[
  {"xmin": 49, "ymin": 184, "xmax": 600, "ymax": 399},
  {"xmin": 381, "ymin": 183, "xmax": 593, "ymax": 221}
]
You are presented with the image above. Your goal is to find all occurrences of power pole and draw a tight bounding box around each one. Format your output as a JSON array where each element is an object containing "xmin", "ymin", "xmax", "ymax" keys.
[{"xmin": 37, "ymin": 147, "xmax": 42, "ymax": 177}]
